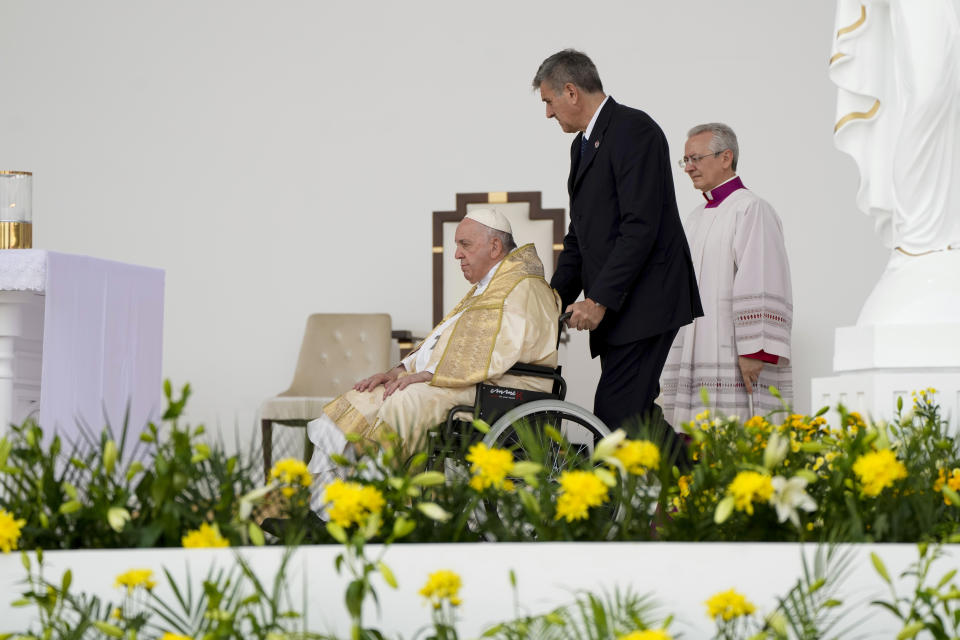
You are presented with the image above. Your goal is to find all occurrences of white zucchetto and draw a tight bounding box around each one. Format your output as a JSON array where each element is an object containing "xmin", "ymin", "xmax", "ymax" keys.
[{"xmin": 465, "ymin": 208, "xmax": 513, "ymax": 234}]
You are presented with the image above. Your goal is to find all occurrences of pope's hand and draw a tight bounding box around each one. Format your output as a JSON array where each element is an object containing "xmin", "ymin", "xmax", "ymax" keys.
[
  {"xmin": 565, "ymin": 298, "xmax": 606, "ymax": 331},
  {"xmin": 383, "ymin": 370, "xmax": 433, "ymax": 399},
  {"xmin": 354, "ymin": 365, "xmax": 403, "ymax": 392}
]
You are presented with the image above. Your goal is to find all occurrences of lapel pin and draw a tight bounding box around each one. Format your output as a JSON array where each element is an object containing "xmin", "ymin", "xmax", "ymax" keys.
[{"xmin": 594, "ymin": 140, "xmax": 600, "ymax": 148}]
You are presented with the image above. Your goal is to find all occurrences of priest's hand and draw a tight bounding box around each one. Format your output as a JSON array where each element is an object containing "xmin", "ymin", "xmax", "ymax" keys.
[
  {"xmin": 354, "ymin": 365, "xmax": 404, "ymax": 392},
  {"xmin": 738, "ymin": 356, "xmax": 764, "ymax": 394},
  {"xmin": 565, "ymin": 299, "xmax": 606, "ymax": 331},
  {"xmin": 383, "ymin": 370, "xmax": 433, "ymax": 399}
]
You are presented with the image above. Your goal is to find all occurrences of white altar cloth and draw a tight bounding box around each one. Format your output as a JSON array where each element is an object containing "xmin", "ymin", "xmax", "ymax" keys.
[{"xmin": 0, "ymin": 250, "xmax": 164, "ymax": 441}]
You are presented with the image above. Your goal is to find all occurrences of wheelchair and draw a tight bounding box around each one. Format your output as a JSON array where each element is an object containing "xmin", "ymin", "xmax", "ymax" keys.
[{"xmin": 433, "ymin": 312, "xmax": 612, "ymax": 473}]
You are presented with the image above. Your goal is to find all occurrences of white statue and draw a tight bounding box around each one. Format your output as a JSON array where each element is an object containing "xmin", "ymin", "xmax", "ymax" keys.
[{"xmin": 830, "ymin": 0, "xmax": 960, "ymax": 325}]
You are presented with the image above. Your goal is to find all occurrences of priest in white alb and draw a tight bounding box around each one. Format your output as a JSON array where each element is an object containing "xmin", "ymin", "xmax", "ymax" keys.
[
  {"xmin": 306, "ymin": 209, "xmax": 561, "ymax": 486},
  {"xmin": 661, "ymin": 123, "xmax": 793, "ymax": 425}
]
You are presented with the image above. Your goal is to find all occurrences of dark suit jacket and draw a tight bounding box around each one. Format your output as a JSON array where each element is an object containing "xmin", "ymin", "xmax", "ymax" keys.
[{"xmin": 550, "ymin": 97, "xmax": 703, "ymax": 357}]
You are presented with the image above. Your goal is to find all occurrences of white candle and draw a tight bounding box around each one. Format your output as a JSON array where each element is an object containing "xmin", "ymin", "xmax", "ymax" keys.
[{"xmin": 0, "ymin": 171, "xmax": 33, "ymax": 223}]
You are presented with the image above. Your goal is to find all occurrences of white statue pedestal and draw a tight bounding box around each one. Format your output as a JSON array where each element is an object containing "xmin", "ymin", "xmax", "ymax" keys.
[{"xmin": 811, "ymin": 324, "xmax": 960, "ymax": 433}]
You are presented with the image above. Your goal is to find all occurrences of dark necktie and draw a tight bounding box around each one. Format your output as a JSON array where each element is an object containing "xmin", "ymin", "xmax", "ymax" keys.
[{"xmin": 580, "ymin": 135, "xmax": 588, "ymax": 157}]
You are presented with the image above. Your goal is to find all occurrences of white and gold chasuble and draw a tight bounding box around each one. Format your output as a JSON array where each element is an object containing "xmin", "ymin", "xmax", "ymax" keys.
[
  {"xmin": 660, "ymin": 186, "xmax": 793, "ymax": 426},
  {"xmin": 317, "ymin": 243, "xmax": 561, "ymax": 452}
]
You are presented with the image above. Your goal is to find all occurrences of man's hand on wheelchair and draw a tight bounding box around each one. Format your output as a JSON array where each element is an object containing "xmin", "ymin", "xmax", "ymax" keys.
[
  {"xmin": 383, "ymin": 370, "xmax": 433, "ymax": 399},
  {"xmin": 565, "ymin": 298, "xmax": 606, "ymax": 331}
]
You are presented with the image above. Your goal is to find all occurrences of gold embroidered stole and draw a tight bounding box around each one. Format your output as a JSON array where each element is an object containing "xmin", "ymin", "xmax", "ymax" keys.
[{"xmin": 430, "ymin": 244, "xmax": 546, "ymax": 388}]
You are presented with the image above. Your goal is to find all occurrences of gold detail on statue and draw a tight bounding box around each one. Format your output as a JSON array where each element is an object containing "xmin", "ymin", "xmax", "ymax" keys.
[
  {"xmin": 487, "ymin": 192, "xmax": 508, "ymax": 204},
  {"xmin": 834, "ymin": 99, "xmax": 880, "ymax": 133},
  {"xmin": 829, "ymin": 52, "xmax": 847, "ymax": 65},
  {"xmin": 0, "ymin": 221, "xmax": 32, "ymax": 249},
  {"xmin": 895, "ymin": 245, "xmax": 960, "ymax": 257},
  {"xmin": 836, "ymin": 4, "xmax": 866, "ymax": 38}
]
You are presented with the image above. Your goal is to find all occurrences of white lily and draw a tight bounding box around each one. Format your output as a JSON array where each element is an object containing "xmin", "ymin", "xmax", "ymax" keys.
[
  {"xmin": 763, "ymin": 432, "xmax": 789, "ymax": 470},
  {"xmin": 107, "ymin": 507, "xmax": 131, "ymax": 532},
  {"xmin": 591, "ymin": 429, "xmax": 626, "ymax": 462},
  {"xmin": 770, "ymin": 475, "xmax": 817, "ymax": 527}
]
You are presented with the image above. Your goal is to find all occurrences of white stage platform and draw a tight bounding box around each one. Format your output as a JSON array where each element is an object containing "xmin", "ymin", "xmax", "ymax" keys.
[
  {"xmin": 811, "ymin": 324, "xmax": 960, "ymax": 433},
  {"xmin": 0, "ymin": 542, "xmax": 947, "ymax": 638}
]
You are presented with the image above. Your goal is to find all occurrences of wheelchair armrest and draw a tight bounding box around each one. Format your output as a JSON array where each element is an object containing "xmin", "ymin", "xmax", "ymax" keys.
[
  {"xmin": 504, "ymin": 363, "xmax": 566, "ymax": 400},
  {"xmin": 505, "ymin": 363, "xmax": 558, "ymax": 378}
]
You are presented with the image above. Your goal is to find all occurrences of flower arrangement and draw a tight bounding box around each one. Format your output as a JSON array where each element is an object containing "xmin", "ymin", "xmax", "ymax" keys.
[
  {"xmin": 0, "ymin": 382, "xmax": 261, "ymax": 550},
  {"xmin": 660, "ymin": 388, "xmax": 960, "ymax": 542},
  {"xmin": 3, "ymin": 382, "xmax": 960, "ymax": 551}
]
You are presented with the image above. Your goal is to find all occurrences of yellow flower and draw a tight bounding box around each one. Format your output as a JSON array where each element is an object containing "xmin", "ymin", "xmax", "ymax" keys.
[
  {"xmin": 466, "ymin": 443, "xmax": 515, "ymax": 491},
  {"xmin": 322, "ymin": 479, "xmax": 385, "ymax": 529},
  {"xmin": 618, "ymin": 631, "xmax": 672, "ymax": 640},
  {"xmin": 727, "ymin": 471, "xmax": 773, "ymax": 515},
  {"xmin": 181, "ymin": 522, "xmax": 229, "ymax": 548},
  {"xmin": 269, "ymin": 458, "xmax": 312, "ymax": 488},
  {"xmin": 612, "ymin": 440, "xmax": 660, "ymax": 475},
  {"xmin": 705, "ymin": 588, "xmax": 756, "ymax": 620},
  {"xmin": 945, "ymin": 469, "xmax": 960, "ymax": 493},
  {"xmin": 672, "ymin": 474, "xmax": 692, "ymax": 511},
  {"xmin": 934, "ymin": 467, "xmax": 946, "ymax": 492},
  {"xmin": 0, "ymin": 509, "xmax": 26, "ymax": 554},
  {"xmin": 844, "ymin": 412, "xmax": 865, "ymax": 434},
  {"xmin": 784, "ymin": 414, "xmax": 808, "ymax": 431},
  {"xmin": 554, "ymin": 470, "xmax": 609, "ymax": 522},
  {"xmin": 934, "ymin": 468, "xmax": 960, "ymax": 504},
  {"xmin": 913, "ymin": 387, "xmax": 938, "ymax": 407},
  {"xmin": 419, "ymin": 569, "xmax": 462, "ymax": 609},
  {"xmin": 161, "ymin": 633, "xmax": 193, "ymax": 640},
  {"xmin": 852, "ymin": 449, "xmax": 907, "ymax": 497},
  {"xmin": 114, "ymin": 569, "xmax": 156, "ymax": 594}
]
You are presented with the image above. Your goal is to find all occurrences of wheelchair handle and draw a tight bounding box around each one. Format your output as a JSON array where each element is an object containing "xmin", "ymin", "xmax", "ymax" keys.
[{"xmin": 556, "ymin": 311, "xmax": 572, "ymax": 347}]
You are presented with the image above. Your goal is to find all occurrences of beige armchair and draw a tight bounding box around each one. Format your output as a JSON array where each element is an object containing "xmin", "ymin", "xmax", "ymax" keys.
[{"xmin": 259, "ymin": 313, "xmax": 392, "ymax": 477}]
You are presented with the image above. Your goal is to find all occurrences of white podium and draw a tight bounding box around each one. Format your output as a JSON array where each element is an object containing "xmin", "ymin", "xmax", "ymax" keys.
[
  {"xmin": 0, "ymin": 250, "xmax": 164, "ymax": 441},
  {"xmin": 811, "ymin": 324, "xmax": 960, "ymax": 432}
]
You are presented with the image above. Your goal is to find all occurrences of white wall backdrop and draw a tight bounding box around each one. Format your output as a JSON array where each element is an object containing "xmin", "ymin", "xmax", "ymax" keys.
[{"xmin": 0, "ymin": 1, "xmax": 888, "ymax": 447}]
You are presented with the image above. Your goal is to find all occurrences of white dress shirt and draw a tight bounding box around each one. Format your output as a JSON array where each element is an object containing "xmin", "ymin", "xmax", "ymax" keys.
[{"xmin": 584, "ymin": 95, "xmax": 610, "ymax": 143}]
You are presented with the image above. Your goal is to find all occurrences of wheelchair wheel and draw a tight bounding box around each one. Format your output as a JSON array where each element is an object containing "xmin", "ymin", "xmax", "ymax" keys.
[
  {"xmin": 480, "ymin": 399, "xmax": 625, "ymax": 535},
  {"xmin": 482, "ymin": 399, "xmax": 611, "ymax": 473}
]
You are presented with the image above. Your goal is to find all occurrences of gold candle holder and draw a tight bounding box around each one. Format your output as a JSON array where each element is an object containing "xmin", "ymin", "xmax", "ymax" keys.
[{"xmin": 0, "ymin": 171, "xmax": 33, "ymax": 249}]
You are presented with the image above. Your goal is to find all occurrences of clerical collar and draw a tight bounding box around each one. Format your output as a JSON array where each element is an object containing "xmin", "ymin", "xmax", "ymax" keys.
[
  {"xmin": 703, "ymin": 175, "xmax": 745, "ymax": 208},
  {"xmin": 474, "ymin": 259, "xmax": 503, "ymax": 295},
  {"xmin": 583, "ymin": 95, "xmax": 609, "ymax": 142}
]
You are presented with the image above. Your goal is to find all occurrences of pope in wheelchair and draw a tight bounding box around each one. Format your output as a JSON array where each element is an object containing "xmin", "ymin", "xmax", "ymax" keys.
[{"xmin": 306, "ymin": 208, "xmax": 563, "ymax": 480}]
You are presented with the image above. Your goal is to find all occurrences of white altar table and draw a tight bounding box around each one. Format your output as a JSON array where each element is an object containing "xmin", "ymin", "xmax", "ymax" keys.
[{"xmin": 0, "ymin": 250, "xmax": 164, "ymax": 442}]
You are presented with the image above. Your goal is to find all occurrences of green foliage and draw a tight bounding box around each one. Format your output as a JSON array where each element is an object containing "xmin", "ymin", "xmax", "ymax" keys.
[
  {"xmin": 871, "ymin": 543, "xmax": 960, "ymax": 640},
  {"xmin": 768, "ymin": 546, "xmax": 862, "ymax": 640},
  {"xmin": 0, "ymin": 382, "xmax": 259, "ymax": 550},
  {"xmin": 481, "ymin": 580, "xmax": 663, "ymax": 640},
  {"xmin": 7, "ymin": 548, "xmax": 324, "ymax": 640},
  {"xmin": 659, "ymin": 389, "xmax": 960, "ymax": 543},
  {"xmin": 8, "ymin": 548, "xmax": 117, "ymax": 640}
]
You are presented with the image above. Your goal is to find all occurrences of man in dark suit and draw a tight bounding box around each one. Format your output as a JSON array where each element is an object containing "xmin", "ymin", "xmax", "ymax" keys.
[{"xmin": 533, "ymin": 49, "xmax": 702, "ymax": 451}]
